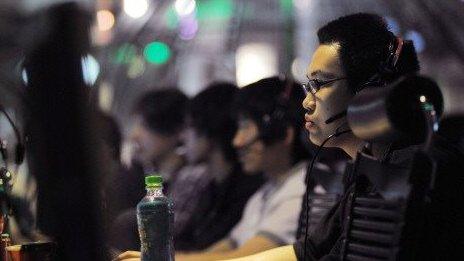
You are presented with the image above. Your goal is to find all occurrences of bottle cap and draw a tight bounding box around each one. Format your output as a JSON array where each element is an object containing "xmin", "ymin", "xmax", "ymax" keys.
[{"xmin": 145, "ymin": 175, "xmax": 163, "ymax": 188}]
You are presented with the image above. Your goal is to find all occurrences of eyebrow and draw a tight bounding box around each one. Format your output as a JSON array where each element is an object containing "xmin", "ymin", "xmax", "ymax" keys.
[{"xmin": 307, "ymin": 70, "xmax": 337, "ymax": 79}]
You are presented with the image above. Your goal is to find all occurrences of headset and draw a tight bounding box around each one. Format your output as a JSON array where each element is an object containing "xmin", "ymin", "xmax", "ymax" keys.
[
  {"xmin": 259, "ymin": 75, "xmax": 297, "ymax": 143},
  {"xmin": 358, "ymin": 36, "xmax": 405, "ymax": 91},
  {"xmin": 302, "ymin": 36, "xmax": 405, "ymax": 260},
  {"xmin": 324, "ymin": 37, "xmax": 406, "ymax": 126}
]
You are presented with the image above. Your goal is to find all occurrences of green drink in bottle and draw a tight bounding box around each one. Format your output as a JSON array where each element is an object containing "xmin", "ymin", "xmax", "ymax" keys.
[{"xmin": 137, "ymin": 175, "xmax": 174, "ymax": 261}]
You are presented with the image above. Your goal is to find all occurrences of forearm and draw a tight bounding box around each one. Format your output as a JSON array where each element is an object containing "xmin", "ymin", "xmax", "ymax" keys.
[
  {"xmin": 177, "ymin": 252, "xmax": 238, "ymax": 261},
  {"xmin": 205, "ymin": 239, "xmax": 234, "ymax": 253},
  {"xmin": 223, "ymin": 245, "xmax": 297, "ymax": 261},
  {"xmin": 176, "ymin": 240, "xmax": 235, "ymax": 261},
  {"xmin": 177, "ymin": 251, "xmax": 262, "ymax": 261},
  {"xmin": 176, "ymin": 236, "xmax": 279, "ymax": 261}
]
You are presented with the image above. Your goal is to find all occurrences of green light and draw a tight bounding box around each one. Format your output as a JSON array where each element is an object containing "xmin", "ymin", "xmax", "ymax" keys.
[
  {"xmin": 143, "ymin": 42, "xmax": 171, "ymax": 65},
  {"xmin": 279, "ymin": 0, "xmax": 293, "ymax": 18},
  {"xmin": 113, "ymin": 43, "xmax": 137, "ymax": 64},
  {"xmin": 196, "ymin": 0, "xmax": 234, "ymax": 21}
]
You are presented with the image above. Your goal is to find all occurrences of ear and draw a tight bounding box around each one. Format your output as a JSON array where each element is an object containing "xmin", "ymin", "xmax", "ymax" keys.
[{"xmin": 284, "ymin": 127, "xmax": 295, "ymax": 146}]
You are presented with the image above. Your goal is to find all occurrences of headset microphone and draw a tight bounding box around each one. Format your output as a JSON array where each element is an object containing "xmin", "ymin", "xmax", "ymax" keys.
[{"xmin": 324, "ymin": 110, "xmax": 347, "ymax": 124}]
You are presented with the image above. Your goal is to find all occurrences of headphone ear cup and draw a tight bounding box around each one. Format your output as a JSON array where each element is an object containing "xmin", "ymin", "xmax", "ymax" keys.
[
  {"xmin": 259, "ymin": 104, "xmax": 288, "ymax": 144},
  {"xmin": 259, "ymin": 76, "xmax": 296, "ymax": 143},
  {"xmin": 15, "ymin": 143, "xmax": 25, "ymax": 165},
  {"xmin": 357, "ymin": 37, "xmax": 404, "ymax": 92}
]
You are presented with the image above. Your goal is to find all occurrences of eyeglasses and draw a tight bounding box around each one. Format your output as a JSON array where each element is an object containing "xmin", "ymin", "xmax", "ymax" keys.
[{"xmin": 302, "ymin": 77, "xmax": 347, "ymax": 95}]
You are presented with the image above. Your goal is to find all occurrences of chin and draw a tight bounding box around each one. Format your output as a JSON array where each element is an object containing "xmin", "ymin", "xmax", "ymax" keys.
[
  {"xmin": 309, "ymin": 135, "xmax": 324, "ymax": 146},
  {"xmin": 242, "ymin": 163, "xmax": 258, "ymax": 174},
  {"xmin": 311, "ymin": 134, "xmax": 342, "ymax": 149}
]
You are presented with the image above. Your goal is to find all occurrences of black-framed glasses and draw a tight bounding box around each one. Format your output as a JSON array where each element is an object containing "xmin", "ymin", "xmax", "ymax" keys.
[{"xmin": 302, "ymin": 77, "xmax": 347, "ymax": 95}]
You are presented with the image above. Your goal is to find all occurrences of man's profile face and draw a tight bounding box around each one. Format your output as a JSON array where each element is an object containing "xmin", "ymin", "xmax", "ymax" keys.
[
  {"xmin": 232, "ymin": 117, "xmax": 265, "ymax": 174},
  {"xmin": 129, "ymin": 116, "xmax": 179, "ymax": 168},
  {"xmin": 302, "ymin": 43, "xmax": 354, "ymax": 146}
]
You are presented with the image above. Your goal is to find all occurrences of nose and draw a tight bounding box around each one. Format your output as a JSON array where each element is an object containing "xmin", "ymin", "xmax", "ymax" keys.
[
  {"xmin": 232, "ymin": 130, "xmax": 244, "ymax": 149},
  {"xmin": 129, "ymin": 124, "xmax": 142, "ymax": 144},
  {"xmin": 302, "ymin": 93, "xmax": 316, "ymax": 113}
]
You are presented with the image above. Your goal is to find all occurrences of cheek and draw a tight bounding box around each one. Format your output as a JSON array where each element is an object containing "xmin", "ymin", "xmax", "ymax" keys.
[
  {"xmin": 250, "ymin": 144, "xmax": 265, "ymax": 164},
  {"xmin": 196, "ymin": 140, "xmax": 209, "ymax": 156},
  {"xmin": 312, "ymin": 99, "xmax": 332, "ymax": 123},
  {"xmin": 151, "ymin": 136, "xmax": 172, "ymax": 154},
  {"xmin": 318, "ymin": 91, "xmax": 349, "ymax": 118}
]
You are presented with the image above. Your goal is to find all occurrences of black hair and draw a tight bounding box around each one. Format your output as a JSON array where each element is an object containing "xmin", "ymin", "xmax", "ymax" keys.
[
  {"xmin": 317, "ymin": 13, "xmax": 420, "ymax": 92},
  {"xmin": 189, "ymin": 82, "xmax": 239, "ymax": 162},
  {"xmin": 132, "ymin": 88, "xmax": 188, "ymax": 135},
  {"xmin": 232, "ymin": 76, "xmax": 309, "ymax": 163}
]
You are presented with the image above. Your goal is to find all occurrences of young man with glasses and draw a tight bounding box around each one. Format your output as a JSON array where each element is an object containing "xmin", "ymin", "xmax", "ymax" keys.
[
  {"xmin": 117, "ymin": 13, "xmax": 464, "ymax": 261},
  {"xmin": 222, "ymin": 13, "xmax": 446, "ymax": 261}
]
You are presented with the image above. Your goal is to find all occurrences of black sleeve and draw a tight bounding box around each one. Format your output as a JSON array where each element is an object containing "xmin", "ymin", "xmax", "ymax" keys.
[
  {"xmin": 293, "ymin": 184, "xmax": 354, "ymax": 260},
  {"xmin": 418, "ymin": 136, "xmax": 464, "ymax": 259}
]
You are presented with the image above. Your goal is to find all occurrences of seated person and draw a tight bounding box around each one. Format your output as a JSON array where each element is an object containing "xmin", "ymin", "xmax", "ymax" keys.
[
  {"xmin": 109, "ymin": 88, "xmax": 188, "ymax": 251},
  {"xmin": 117, "ymin": 76, "xmax": 311, "ymax": 261},
  {"xmin": 295, "ymin": 147, "xmax": 349, "ymax": 241},
  {"xmin": 173, "ymin": 82, "xmax": 264, "ymax": 251},
  {"xmin": 129, "ymin": 88, "xmax": 188, "ymax": 184},
  {"xmin": 220, "ymin": 13, "xmax": 464, "ymax": 261}
]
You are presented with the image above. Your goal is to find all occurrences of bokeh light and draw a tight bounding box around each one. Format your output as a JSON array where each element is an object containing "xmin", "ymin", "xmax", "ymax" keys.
[
  {"xmin": 127, "ymin": 56, "xmax": 146, "ymax": 78},
  {"xmin": 22, "ymin": 69, "xmax": 28, "ymax": 85},
  {"xmin": 175, "ymin": 0, "xmax": 196, "ymax": 16},
  {"xmin": 385, "ymin": 16, "xmax": 401, "ymax": 35},
  {"xmin": 179, "ymin": 15, "xmax": 199, "ymax": 40},
  {"xmin": 143, "ymin": 42, "xmax": 172, "ymax": 64},
  {"xmin": 82, "ymin": 54, "xmax": 100, "ymax": 86},
  {"xmin": 404, "ymin": 30, "xmax": 426, "ymax": 53},
  {"xmin": 196, "ymin": 0, "xmax": 233, "ymax": 21},
  {"xmin": 123, "ymin": 0, "xmax": 149, "ymax": 19},
  {"xmin": 113, "ymin": 43, "xmax": 137, "ymax": 64},
  {"xmin": 236, "ymin": 43, "xmax": 278, "ymax": 87},
  {"xmin": 96, "ymin": 9, "xmax": 115, "ymax": 31}
]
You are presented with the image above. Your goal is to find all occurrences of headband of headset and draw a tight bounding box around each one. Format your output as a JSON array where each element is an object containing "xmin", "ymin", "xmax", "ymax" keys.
[{"xmin": 357, "ymin": 36, "xmax": 405, "ymax": 92}]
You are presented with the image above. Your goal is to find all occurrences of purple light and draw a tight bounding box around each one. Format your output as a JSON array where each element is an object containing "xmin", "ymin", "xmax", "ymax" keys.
[{"xmin": 179, "ymin": 15, "xmax": 198, "ymax": 40}]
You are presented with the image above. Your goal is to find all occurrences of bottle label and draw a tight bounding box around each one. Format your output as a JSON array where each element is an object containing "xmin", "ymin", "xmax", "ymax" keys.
[{"xmin": 137, "ymin": 200, "xmax": 174, "ymax": 261}]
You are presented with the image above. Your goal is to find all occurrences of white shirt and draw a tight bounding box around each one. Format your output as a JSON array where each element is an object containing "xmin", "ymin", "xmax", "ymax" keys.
[{"xmin": 229, "ymin": 161, "xmax": 307, "ymax": 247}]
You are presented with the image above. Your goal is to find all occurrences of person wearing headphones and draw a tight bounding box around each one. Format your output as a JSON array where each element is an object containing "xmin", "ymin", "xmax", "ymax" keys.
[
  {"xmin": 117, "ymin": 76, "xmax": 311, "ymax": 260},
  {"xmin": 117, "ymin": 13, "xmax": 464, "ymax": 261},
  {"xmin": 224, "ymin": 13, "xmax": 464, "ymax": 261}
]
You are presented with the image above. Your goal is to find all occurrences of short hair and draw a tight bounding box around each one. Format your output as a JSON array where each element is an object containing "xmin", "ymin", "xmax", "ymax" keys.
[
  {"xmin": 189, "ymin": 82, "xmax": 238, "ymax": 162},
  {"xmin": 317, "ymin": 13, "xmax": 420, "ymax": 92},
  {"xmin": 232, "ymin": 76, "xmax": 309, "ymax": 163},
  {"xmin": 133, "ymin": 89, "xmax": 188, "ymax": 135}
]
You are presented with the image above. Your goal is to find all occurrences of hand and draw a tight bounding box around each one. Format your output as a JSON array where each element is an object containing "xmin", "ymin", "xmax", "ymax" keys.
[{"xmin": 113, "ymin": 251, "xmax": 141, "ymax": 261}]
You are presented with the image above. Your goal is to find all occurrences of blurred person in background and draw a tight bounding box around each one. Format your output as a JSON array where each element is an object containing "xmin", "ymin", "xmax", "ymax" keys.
[
  {"xmin": 109, "ymin": 88, "xmax": 188, "ymax": 251},
  {"xmin": 172, "ymin": 82, "xmax": 264, "ymax": 251},
  {"xmin": 117, "ymin": 76, "xmax": 310, "ymax": 261},
  {"xmin": 129, "ymin": 89, "xmax": 188, "ymax": 186}
]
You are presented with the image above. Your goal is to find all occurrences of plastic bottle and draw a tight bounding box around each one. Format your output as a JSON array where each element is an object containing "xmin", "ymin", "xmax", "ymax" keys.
[
  {"xmin": 0, "ymin": 233, "xmax": 10, "ymax": 261},
  {"xmin": 137, "ymin": 175, "xmax": 174, "ymax": 261}
]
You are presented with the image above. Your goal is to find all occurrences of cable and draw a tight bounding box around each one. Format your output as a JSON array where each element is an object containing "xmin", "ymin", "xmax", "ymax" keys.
[{"xmin": 303, "ymin": 128, "xmax": 351, "ymax": 261}]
